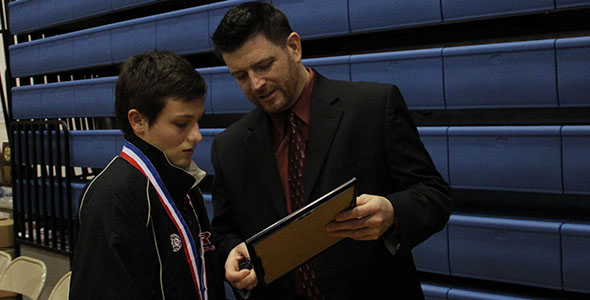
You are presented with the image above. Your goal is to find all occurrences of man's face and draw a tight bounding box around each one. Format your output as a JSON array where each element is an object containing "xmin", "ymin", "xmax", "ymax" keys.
[
  {"xmin": 137, "ymin": 97, "xmax": 204, "ymax": 169},
  {"xmin": 221, "ymin": 33, "xmax": 305, "ymax": 114}
]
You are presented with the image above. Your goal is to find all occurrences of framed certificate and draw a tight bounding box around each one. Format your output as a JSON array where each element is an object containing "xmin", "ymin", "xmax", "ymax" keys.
[{"xmin": 245, "ymin": 177, "xmax": 357, "ymax": 285}]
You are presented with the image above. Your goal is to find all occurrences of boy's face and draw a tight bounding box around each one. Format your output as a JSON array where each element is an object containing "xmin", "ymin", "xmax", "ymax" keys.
[{"xmin": 134, "ymin": 97, "xmax": 205, "ymax": 169}]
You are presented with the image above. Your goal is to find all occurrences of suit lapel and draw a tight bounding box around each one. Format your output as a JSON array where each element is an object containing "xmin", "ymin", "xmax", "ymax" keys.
[
  {"xmin": 303, "ymin": 74, "xmax": 343, "ymax": 203},
  {"xmin": 245, "ymin": 109, "xmax": 288, "ymax": 217}
]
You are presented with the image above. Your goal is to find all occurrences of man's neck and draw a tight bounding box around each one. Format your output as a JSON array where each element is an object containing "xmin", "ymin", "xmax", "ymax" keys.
[{"xmin": 295, "ymin": 65, "xmax": 311, "ymax": 102}]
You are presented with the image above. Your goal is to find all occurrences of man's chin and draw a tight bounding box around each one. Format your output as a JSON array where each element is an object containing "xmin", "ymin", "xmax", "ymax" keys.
[{"xmin": 259, "ymin": 102, "xmax": 290, "ymax": 114}]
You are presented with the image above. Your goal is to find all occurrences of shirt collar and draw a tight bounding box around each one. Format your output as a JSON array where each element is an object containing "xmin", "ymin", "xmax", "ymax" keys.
[
  {"xmin": 269, "ymin": 67, "xmax": 315, "ymax": 132},
  {"xmin": 290, "ymin": 67, "xmax": 315, "ymax": 125}
]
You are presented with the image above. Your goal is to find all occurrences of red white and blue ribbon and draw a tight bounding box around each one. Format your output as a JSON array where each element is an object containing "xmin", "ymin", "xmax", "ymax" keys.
[{"xmin": 120, "ymin": 141, "xmax": 208, "ymax": 300}]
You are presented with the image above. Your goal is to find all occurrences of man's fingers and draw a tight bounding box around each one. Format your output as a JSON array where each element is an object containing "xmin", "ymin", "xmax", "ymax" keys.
[
  {"xmin": 326, "ymin": 226, "xmax": 382, "ymax": 240},
  {"xmin": 333, "ymin": 194, "xmax": 383, "ymax": 222}
]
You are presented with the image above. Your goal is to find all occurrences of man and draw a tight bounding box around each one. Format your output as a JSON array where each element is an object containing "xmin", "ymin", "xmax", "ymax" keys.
[
  {"xmin": 70, "ymin": 51, "xmax": 225, "ymax": 300},
  {"xmin": 210, "ymin": 2, "xmax": 451, "ymax": 299}
]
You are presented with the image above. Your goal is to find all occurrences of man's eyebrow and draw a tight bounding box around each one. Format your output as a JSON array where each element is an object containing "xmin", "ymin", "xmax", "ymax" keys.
[{"xmin": 230, "ymin": 57, "xmax": 274, "ymax": 76}]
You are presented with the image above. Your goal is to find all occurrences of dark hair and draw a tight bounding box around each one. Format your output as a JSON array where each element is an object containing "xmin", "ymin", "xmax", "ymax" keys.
[
  {"xmin": 212, "ymin": 2, "xmax": 293, "ymax": 54},
  {"xmin": 115, "ymin": 51, "xmax": 206, "ymax": 137}
]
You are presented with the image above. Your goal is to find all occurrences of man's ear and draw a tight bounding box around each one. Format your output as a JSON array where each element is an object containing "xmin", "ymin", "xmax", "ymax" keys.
[
  {"xmin": 128, "ymin": 109, "xmax": 147, "ymax": 135},
  {"xmin": 286, "ymin": 32, "xmax": 302, "ymax": 60}
]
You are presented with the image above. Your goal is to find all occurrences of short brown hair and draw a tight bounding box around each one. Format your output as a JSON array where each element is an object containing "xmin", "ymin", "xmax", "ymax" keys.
[{"xmin": 115, "ymin": 51, "xmax": 206, "ymax": 137}]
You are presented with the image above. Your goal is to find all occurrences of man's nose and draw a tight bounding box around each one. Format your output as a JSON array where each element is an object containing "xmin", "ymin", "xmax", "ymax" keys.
[{"xmin": 250, "ymin": 73, "xmax": 266, "ymax": 91}]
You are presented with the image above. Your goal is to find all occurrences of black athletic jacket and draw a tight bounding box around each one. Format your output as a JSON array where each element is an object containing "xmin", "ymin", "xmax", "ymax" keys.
[{"xmin": 70, "ymin": 135, "xmax": 225, "ymax": 300}]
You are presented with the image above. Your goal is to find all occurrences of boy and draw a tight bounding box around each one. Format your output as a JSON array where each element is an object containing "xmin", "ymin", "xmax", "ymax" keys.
[{"xmin": 70, "ymin": 51, "xmax": 225, "ymax": 300}]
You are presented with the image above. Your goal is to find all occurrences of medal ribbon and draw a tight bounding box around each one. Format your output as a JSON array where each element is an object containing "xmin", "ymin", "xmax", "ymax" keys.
[{"xmin": 120, "ymin": 141, "xmax": 207, "ymax": 300}]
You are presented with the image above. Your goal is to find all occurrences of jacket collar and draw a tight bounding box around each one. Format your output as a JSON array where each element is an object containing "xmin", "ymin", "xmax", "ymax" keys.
[
  {"xmin": 125, "ymin": 135, "xmax": 205, "ymax": 199},
  {"xmin": 303, "ymin": 72, "xmax": 343, "ymax": 202}
]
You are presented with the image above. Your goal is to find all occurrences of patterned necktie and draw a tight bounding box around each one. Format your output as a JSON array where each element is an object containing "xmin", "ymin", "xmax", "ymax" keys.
[{"xmin": 287, "ymin": 111, "xmax": 325, "ymax": 300}]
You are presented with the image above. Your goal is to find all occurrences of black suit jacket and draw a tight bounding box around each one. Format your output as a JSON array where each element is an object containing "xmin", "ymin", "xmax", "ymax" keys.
[{"xmin": 211, "ymin": 72, "xmax": 451, "ymax": 299}]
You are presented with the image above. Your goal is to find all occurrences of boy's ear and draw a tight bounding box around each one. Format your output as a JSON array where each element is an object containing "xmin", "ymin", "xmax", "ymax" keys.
[{"xmin": 128, "ymin": 109, "xmax": 147, "ymax": 135}]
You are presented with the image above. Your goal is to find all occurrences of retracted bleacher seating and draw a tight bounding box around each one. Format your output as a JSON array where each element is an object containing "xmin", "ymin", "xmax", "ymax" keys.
[
  {"xmin": 7, "ymin": 1, "xmax": 590, "ymax": 299},
  {"xmin": 448, "ymin": 215, "xmax": 563, "ymax": 289},
  {"xmin": 561, "ymin": 223, "xmax": 590, "ymax": 293},
  {"xmin": 349, "ymin": 0, "xmax": 442, "ymax": 33},
  {"xmin": 443, "ymin": 40, "xmax": 557, "ymax": 109},
  {"xmin": 441, "ymin": 0, "xmax": 555, "ymax": 21},
  {"xmin": 556, "ymin": 37, "xmax": 590, "ymax": 107},
  {"xmin": 8, "ymin": 0, "xmax": 165, "ymax": 35},
  {"xmin": 351, "ymin": 48, "xmax": 445, "ymax": 110}
]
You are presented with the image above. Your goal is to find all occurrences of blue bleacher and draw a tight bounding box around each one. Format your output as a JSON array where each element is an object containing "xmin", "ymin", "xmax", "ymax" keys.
[
  {"xmin": 69, "ymin": 130, "xmax": 124, "ymax": 169},
  {"xmin": 561, "ymin": 223, "xmax": 590, "ymax": 293},
  {"xmin": 154, "ymin": 7, "xmax": 211, "ymax": 55},
  {"xmin": 447, "ymin": 288, "xmax": 558, "ymax": 300},
  {"xmin": 68, "ymin": 129, "xmax": 222, "ymax": 172},
  {"xmin": 441, "ymin": 0, "xmax": 555, "ymax": 22},
  {"xmin": 272, "ymin": 0, "xmax": 349, "ymax": 39},
  {"xmin": 421, "ymin": 283, "xmax": 450, "ymax": 300},
  {"xmin": 348, "ymin": 0, "xmax": 442, "ymax": 33},
  {"xmin": 72, "ymin": 26, "xmax": 113, "ymax": 69},
  {"xmin": 109, "ymin": 17, "xmax": 157, "ymax": 64},
  {"xmin": 448, "ymin": 126, "xmax": 562, "ymax": 193},
  {"xmin": 71, "ymin": 1, "xmax": 116, "ymax": 21},
  {"xmin": 203, "ymin": 193, "xmax": 214, "ymax": 221},
  {"xmin": 351, "ymin": 48, "xmax": 445, "ymax": 110},
  {"xmin": 555, "ymin": 0, "xmax": 590, "ymax": 8},
  {"xmin": 10, "ymin": 5, "xmax": 211, "ymax": 77},
  {"xmin": 561, "ymin": 126, "xmax": 590, "ymax": 195},
  {"xmin": 417, "ymin": 127, "xmax": 449, "ymax": 183},
  {"xmin": 195, "ymin": 129, "xmax": 225, "ymax": 174},
  {"xmin": 206, "ymin": 66, "xmax": 254, "ymax": 114},
  {"xmin": 12, "ymin": 77, "xmax": 117, "ymax": 119},
  {"xmin": 112, "ymin": 0, "xmax": 161, "ymax": 10},
  {"xmin": 443, "ymin": 40, "xmax": 557, "ymax": 109},
  {"xmin": 414, "ymin": 127, "xmax": 451, "ymax": 275},
  {"xmin": 412, "ymin": 225, "xmax": 449, "ymax": 275},
  {"xmin": 197, "ymin": 68, "xmax": 216, "ymax": 114},
  {"xmin": 15, "ymin": 37, "xmax": 589, "ymax": 116},
  {"xmin": 8, "ymin": 0, "xmax": 165, "ymax": 35},
  {"xmin": 448, "ymin": 214, "xmax": 563, "ymax": 289},
  {"xmin": 556, "ymin": 36, "xmax": 590, "ymax": 107},
  {"xmin": 304, "ymin": 56, "xmax": 350, "ymax": 82}
]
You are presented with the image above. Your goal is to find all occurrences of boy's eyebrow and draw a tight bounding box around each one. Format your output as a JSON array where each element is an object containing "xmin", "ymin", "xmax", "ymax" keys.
[{"xmin": 173, "ymin": 113, "xmax": 200, "ymax": 119}]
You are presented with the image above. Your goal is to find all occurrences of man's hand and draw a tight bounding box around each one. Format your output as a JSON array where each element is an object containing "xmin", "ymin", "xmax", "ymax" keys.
[
  {"xmin": 325, "ymin": 194, "xmax": 394, "ymax": 240},
  {"xmin": 225, "ymin": 242, "xmax": 258, "ymax": 290}
]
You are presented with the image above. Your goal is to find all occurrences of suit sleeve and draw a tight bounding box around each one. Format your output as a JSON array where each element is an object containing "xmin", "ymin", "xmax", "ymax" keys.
[{"xmin": 381, "ymin": 85, "xmax": 451, "ymax": 257}]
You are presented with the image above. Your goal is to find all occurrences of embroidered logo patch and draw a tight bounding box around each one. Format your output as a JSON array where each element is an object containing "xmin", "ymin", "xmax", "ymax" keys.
[
  {"xmin": 200, "ymin": 231, "xmax": 216, "ymax": 252},
  {"xmin": 170, "ymin": 233, "xmax": 182, "ymax": 252}
]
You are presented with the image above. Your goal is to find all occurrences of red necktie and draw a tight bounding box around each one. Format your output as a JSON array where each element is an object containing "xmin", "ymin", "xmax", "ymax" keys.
[{"xmin": 288, "ymin": 111, "xmax": 325, "ymax": 300}]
